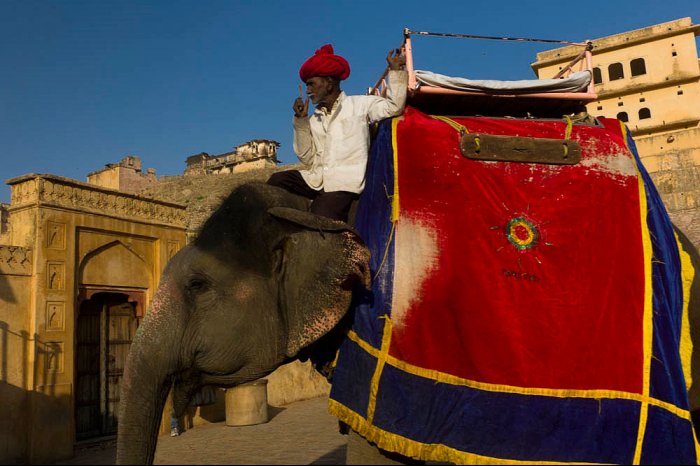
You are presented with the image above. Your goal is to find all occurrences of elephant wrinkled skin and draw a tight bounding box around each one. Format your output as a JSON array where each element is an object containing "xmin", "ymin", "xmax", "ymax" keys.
[{"xmin": 116, "ymin": 183, "xmax": 370, "ymax": 465}]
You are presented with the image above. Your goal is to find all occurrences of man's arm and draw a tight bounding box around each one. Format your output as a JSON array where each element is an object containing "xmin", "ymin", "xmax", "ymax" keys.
[
  {"xmin": 293, "ymin": 117, "xmax": 315, "ymax": 165},
  {"xmin": 292, "ymin": 97, "xmax": 315, "ymax": 165},
  {"xmin": 365, "ymin": 49, "xmax": 409, "ymax": 123}
]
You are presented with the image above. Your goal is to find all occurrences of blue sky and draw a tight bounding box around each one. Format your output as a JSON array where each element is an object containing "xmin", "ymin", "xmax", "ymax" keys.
[{"xmin": 1, "ymin": 0, "xmax": 698, "ymax": 203}]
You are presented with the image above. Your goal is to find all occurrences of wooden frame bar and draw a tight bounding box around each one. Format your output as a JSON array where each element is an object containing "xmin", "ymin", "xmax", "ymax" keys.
[{"xmin": 369, "ymin": 30, "xmax": 597, "ymax": 102}]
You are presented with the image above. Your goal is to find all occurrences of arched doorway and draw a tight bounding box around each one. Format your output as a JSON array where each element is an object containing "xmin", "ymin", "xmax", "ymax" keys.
[
  {"xmin": 75, "ymin": 239, "xmax": 152, "ymax": 440},
  {"xmin": 75, "ymin": 292, "xmax": 139, "ymax": 440}
]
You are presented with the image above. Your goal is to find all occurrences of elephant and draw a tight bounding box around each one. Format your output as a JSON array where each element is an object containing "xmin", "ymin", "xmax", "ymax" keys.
[
  {"xmin": 117, "ymin": 111, "xmax": 700, "ymax": 464},
  {"xmin": 116, "ymin": 182, "xmax": 372, "ymax": 464}
]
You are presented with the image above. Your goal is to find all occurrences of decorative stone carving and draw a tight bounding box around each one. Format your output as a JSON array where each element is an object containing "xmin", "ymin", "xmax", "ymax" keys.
[
  {"xmin": 0, "ymin": 246, "xmax": 32, "ymax": 275},
  {"xmin": 167, "ymin": 240, "xmax": 181, "ymax": 260},
  {"xmin": 47, "ymin": 262, "xmax": 65, "ymax": 291},
  {"xmin": 6, "ymin": 174, "xmax": 186, "ymax": 228},
  {"xmin": 46, "ymin": 221, "xmax": 66, "ymax": 250},
  {"xmin": 9, "ymin": 178, "xmax": 39, "ymax": 206},
  {"xmin": 44, "ymin": 341, "xmax": 64, "ymax": 373},
  {"xmin": 46, "ymin": 302, "xmax": 65, "ymax": 331}
]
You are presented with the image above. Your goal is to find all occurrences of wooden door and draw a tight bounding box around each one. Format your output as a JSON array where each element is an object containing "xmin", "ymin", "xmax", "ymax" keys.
[
  {"xmin": 104, "ymin": 302, "xmax": 137, "ymax": 434},
  {"xmin": 76, "ymin": 300, "xmax": 101, "ymax": 440},
  {"xmin": 75, "ymin": 294, "xmax": 137, "ymax": 440}
]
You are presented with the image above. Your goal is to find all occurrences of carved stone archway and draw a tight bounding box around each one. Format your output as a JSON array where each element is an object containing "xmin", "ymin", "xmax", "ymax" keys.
[
  {"xmin": 78, "ymin": 240, "xmax": 151, "ymax": 292},
  {"xmin": 75, "ymin": 240, "xmax": 152, "ymax": 440}
]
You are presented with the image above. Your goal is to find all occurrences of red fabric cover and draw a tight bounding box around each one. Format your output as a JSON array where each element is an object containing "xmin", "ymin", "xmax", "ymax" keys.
[
  {"xmin": 390, "ymin": 108, "xmax": 645, "ymax": 393},
  {"xmin": 299, "ymin": 44, "xmax": 350, "ymax": 82}
]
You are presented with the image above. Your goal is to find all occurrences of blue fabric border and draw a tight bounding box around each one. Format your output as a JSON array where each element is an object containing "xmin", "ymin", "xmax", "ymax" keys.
[
  {"xmin": 330, "ymin": 337, "xmax": 376, "ymax": 418},
  {"xmin": 625, "ymin": 129, "xmax": 689, "ymax": 411},
  {"xmin": 349, "ymin": 119, "xmax": 396, "ymax": 348},
  {"xmin": 641, "ymin": 405, "xmax": 697, "ymax": 464},
  {"xmin": 329, "ymin": 119, "xmax": 396, "ymax": 415},
  {"xmin": 374, "ymin": 363, "xmax": 639, "ymax": 464}
]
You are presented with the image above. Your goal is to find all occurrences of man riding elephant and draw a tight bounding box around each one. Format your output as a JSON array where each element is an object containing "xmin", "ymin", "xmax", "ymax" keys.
[{"xmin": 267, "ymin": 44, "xmax": 408, "ymax": 222}]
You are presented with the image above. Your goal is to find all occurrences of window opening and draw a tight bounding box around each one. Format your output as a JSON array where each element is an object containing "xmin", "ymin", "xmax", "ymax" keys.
[
  {"xmin": 630, "ymin": 58, "xmax": 646, "ymax": 76},
  {"xmin": 593, "ymin": 67, "xmax": 602, "ymax": 84},
  {"xmin": 609, "ymin": 63, "xmax": 624, "ymax": 81},
  {"xmin": 639, "ymin": 108, "xmax": 651, "ymax": 120},
  {"xmin": 617, "ymin": 112, "xmax": 629, "ymax": 122}
]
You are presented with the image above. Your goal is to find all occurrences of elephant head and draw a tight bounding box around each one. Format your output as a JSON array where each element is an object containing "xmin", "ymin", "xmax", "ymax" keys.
[{"xmin": 116, "ymin": 183, "xmax": 370, "ymax": 464}]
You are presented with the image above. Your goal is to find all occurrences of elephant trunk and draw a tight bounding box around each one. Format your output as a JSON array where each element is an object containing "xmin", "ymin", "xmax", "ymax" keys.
[{"xmin": 116, "ymin": 277, "xmax": 184, "ymax": 465}]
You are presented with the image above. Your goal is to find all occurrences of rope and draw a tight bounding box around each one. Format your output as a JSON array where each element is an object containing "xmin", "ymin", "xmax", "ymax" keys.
[
  {"xmin": 405, "ymin": 29, "xmax": 588, "ymax": 47},
  {"xmin": 563, "ymin": 115, "xmax": 573, "ymax": 140},
  {"xmin": 431, "ymin": 115, "xmax": 469, "ymax": 134},
  {"xmin": 562, "ymin": 115, "xmax": 573, "ymax": 157},
  {"xmin": 372, "ymin": 221, "xmax": 396, "ymax": 282}
]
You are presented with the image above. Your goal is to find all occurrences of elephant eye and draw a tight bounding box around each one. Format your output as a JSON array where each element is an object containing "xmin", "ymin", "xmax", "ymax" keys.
[{"xmin": 186, "ymin": 276, "xmax": 209, "ymax": 293}]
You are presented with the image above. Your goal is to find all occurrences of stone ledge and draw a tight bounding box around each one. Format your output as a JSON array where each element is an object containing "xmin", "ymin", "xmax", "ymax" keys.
[{"xmin": 6, "ymin": 174, "xmax": 187, "ymax": 228}]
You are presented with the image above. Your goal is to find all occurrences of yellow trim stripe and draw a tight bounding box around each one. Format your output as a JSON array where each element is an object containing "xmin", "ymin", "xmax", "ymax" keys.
[
  {"xmin": 346, "ymin": 329, "xmax": 692, "ymax": 421},
  {"xmin": 632, "ymin": 159, "xmax": 653, "ymax": 464},
  {"xmin": 677, "ymin": 233, "xmax": 700, "ymax": 461},
  {"xmin": 329, "ymin": 399, "xmax": 610, "ymax": 465},
  {"xmin": 619, "ymin": 121, "xmax": 694, "ymax": 463},
  {"xmin": 365, "ymin": 316, "xmax": 393, "ymax": 424},
  {"xmin": 391, "ymin": 117, "xmax": 400, "ymax": 222},
  {"xmin": 676, "ymin": 233, "xmax": 696, "ymax": 397}
]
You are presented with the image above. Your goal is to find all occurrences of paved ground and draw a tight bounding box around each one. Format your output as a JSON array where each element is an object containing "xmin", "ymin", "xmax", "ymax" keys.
[{"xmin": 54, "ymin": 396, "xmax": 347, "ymax": 465}]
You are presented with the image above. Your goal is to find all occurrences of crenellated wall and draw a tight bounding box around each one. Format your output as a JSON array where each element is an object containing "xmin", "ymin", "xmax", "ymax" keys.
[{"xmin": 86, "ymin": 156, "xmax": 158, "ymax": 194}]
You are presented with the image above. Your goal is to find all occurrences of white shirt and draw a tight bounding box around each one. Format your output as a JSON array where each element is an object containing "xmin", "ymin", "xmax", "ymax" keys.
[{"xmin": 293, "ymin": 70, "xmax": 408, "ymax": 193}]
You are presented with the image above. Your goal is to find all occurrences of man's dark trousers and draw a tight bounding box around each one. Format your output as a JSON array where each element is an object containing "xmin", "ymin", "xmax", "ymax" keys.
[{"xmin": 267, "ymin": 170, "xmax": 357, "ymax": 222}]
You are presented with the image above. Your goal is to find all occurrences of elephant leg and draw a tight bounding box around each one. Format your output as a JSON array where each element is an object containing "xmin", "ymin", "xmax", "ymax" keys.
[{"xmin": 345, "ymin": 429, "xmax": 425, "ymax": 465}]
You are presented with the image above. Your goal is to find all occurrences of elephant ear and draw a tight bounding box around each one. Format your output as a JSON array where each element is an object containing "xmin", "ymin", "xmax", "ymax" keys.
[{"xmin": 268, "ymin": 207, "xmax": 370, "ymax": 357}]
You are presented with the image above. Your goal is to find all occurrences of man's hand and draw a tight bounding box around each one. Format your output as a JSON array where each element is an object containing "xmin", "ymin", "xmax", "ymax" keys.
[
  {"xmin": 386, "ymin": 48, "xmax": 406, "ymax": 71},
  {"xmin": 293, "ymin": 96, "xmax": 309, "ymax": 118}
]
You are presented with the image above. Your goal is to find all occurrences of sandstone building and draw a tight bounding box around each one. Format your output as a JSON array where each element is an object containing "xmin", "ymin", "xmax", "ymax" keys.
[
  {"xmin": 532, "ymin": 17, "xmax": 700, "ymax": 242},
  {"xmin": 86, "ymin": 155, "xmax": 158, "ymax": 195},
  {"xmin": 0, "ymin": 203, "xmax": 9, "ymax": 241},
  {"xmin": 0, "ymin": 159, "xmax": 322, "ymax": 464},
  {"xmin": 0, "ymin": 174, "xmax": 186, "ymax": 463},
  {"xmin": 184, "ymin": 139, "xmax": 279, "ymax": 176}
]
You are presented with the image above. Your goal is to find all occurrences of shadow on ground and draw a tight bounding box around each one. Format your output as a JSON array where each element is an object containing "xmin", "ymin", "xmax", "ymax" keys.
[{"xmin": 311, "ymin": 445, "xmax": 347, "ymax": 464}]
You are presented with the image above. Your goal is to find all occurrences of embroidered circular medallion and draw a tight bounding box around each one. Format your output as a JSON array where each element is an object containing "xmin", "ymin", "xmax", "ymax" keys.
[{"xmin": 505, "ymin": 217, "xmax": 539, "ymax": 250}]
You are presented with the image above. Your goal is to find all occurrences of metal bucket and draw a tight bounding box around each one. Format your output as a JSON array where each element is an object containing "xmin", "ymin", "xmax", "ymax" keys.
[{"xmin": 225, "ymin": 379, "xmax": 269, "ymax": 426}]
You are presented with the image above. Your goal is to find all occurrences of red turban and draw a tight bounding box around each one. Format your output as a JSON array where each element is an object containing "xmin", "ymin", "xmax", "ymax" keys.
[{"xmin": 299, "ymin": 44, "xmax": 350, "ymax": 82}]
